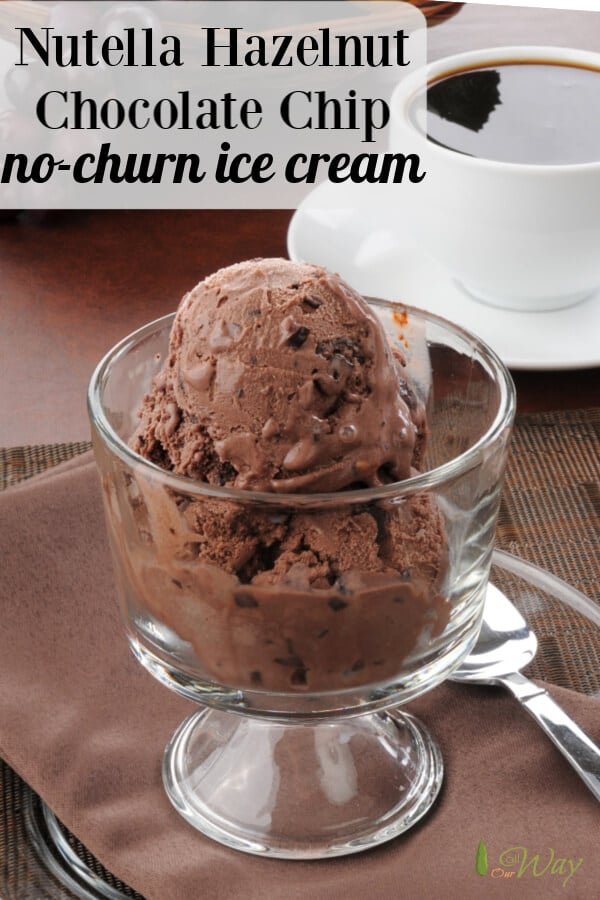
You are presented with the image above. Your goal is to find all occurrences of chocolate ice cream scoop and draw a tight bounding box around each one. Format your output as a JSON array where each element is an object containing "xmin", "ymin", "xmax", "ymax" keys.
[
  {"xmin": 126, "ymin": 261, "xmax": 448, "ymax": 693},
  {"xmin": 132, "ymin": 258, "xmax": 424, "ymax": 492},
  {"xmin": 127, "ymin": 486, "xmax": 449, "ymax": 692}
]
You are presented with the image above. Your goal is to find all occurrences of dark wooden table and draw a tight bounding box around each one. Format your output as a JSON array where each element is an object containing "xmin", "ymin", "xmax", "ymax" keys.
[{"xmin": 1, "ymin": 209, "xmax": 599, "ymax": 448}]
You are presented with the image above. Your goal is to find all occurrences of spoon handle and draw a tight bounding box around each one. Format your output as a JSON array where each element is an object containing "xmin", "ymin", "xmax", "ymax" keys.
[{"xmin": 500, "ymin": 672, "xmax": 600, "ymax": 803}]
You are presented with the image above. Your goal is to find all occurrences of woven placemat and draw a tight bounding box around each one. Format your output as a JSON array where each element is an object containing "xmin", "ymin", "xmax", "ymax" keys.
[
  {"xmin": 0, "ymin": 443, "xmax": 92, "ymax": 490},
  {"xmin": 1, "ymin": 410, "xmax": 599, "ymax": 898},
  {"xmin": 498, "ymin": 408, "xmax": 599, "ymax": 605}
]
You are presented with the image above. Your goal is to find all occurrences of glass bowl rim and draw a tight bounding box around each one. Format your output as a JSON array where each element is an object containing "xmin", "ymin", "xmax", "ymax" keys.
[{"xmin": 87, "ymin": 299, "xmax": 516, "ymax": 506}]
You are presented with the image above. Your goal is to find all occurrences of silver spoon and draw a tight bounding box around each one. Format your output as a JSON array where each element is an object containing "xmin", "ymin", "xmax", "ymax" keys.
[{"xmin": 451, "ymin": 583, "xmax": 600, "ymax": 802}]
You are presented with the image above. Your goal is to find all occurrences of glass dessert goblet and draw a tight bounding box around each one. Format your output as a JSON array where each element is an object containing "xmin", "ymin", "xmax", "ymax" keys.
[{"xmin": 88, "ymin": 302, "xmax": 515, "ymax": 859}]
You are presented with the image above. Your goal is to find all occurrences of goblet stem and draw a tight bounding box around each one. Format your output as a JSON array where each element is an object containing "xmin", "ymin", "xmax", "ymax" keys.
[{"xmin": 162, "ymin": 706, "xmax": 443, "ymax": 859}]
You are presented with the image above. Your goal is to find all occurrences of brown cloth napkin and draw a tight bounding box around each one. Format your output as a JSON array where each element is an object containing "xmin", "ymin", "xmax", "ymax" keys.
[{"xmin": 1, "ymin": 451, "xmax": 599, "ymax": 900}]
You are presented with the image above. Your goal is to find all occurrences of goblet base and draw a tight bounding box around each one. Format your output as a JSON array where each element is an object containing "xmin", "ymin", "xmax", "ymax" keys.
[{"xmin": 163, "ymin": 706, "xmax": 443, "ymax": 859}]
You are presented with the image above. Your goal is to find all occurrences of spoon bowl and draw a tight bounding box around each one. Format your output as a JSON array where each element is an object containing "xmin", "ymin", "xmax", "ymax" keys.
[
  {"xmin": 451, "ymin": 584, "xmax": 537, "ymax": 683},
  {"xmin": 450, "ymin": 583, "xmax": 600, "ymax": 802}
]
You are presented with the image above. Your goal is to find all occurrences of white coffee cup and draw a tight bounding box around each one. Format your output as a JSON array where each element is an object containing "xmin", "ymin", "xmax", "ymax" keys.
[{"xmin": 390, "ymin": 46, "xmax": 600, "ymax": 312}]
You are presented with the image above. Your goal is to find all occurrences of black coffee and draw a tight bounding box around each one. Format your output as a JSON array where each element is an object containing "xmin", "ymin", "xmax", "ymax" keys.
[{"xmin": 418, "ymin": 60, "xmax": 600, "ymax": 165}]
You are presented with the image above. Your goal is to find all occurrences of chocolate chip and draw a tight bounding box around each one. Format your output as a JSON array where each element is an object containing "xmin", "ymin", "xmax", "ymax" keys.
[
  {"xmin": 399, "ymin": 377, "xmax": 418, "ymax": 412},
  {"xmin": 235, "ymin": 593, "xmax": 258, "ymax": 608},
  {"xmin": 328, "ymin": 598, "xmax": 348, "ymax": 612},
  {"xmin": 250, "ymin": 670, "xmax": 262, "ymax": 685},
  {"xmin": 275, "ymin": 654, "xmax": 304, "ymax": 667},
  {"xmin": 181, "ymin": 541, "xmax": 200, "ymax": 558},
  {"xmin": 215, "ymin": 462, "xmax": 237, "ymax": 486},
  {"xmin": 351, "ymin": 659, "xmax": 365, "ymax": 672},
  {"xmin": 291, "ymin": 667, "xmax": 308, "ymax": 686},
  {"xmin": 172, "ymin": 578, "xmax": 183, "ymax": 589},
  {"xmin": 312, "ymin": 378, "xmax": 327, "ymax": 397},
  {"xmin": 303, "ymin": 295, "xmax": 322, "ymax": 309},
  {"xmin": 316, "ymin": 629, "xmax": 329, "ymax": 639},
  {"xmin": 288, "ymin": 326, "xmax": 309, "ymax": 349},
  {"xmin": 236, "ymin": 388, "xmax": 244, "ymax": 398},
  {"xmin": 316, "ymin": 337, "xmax": 365, "ymax": 365}
]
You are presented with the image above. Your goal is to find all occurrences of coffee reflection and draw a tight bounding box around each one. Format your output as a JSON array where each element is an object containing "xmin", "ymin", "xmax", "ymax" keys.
[
  {"xmin": 428, "ymin": 69, "xmax": 500, "ymax": 136},
  {"xmin": 416, "ymin": 61, "xmax": 600, "ymax": 165}
]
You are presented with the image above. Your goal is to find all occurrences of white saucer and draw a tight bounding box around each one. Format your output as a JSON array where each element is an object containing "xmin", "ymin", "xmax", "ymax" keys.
[{"xmin": 287, "ymin": 182, "xmax": 600, "ymax": 371}]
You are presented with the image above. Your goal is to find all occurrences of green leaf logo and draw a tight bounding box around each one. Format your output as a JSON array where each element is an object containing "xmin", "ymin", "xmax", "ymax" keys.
[{"xmin": 476, "ymin": 839, "xmax": 488, "ymax": 876}]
